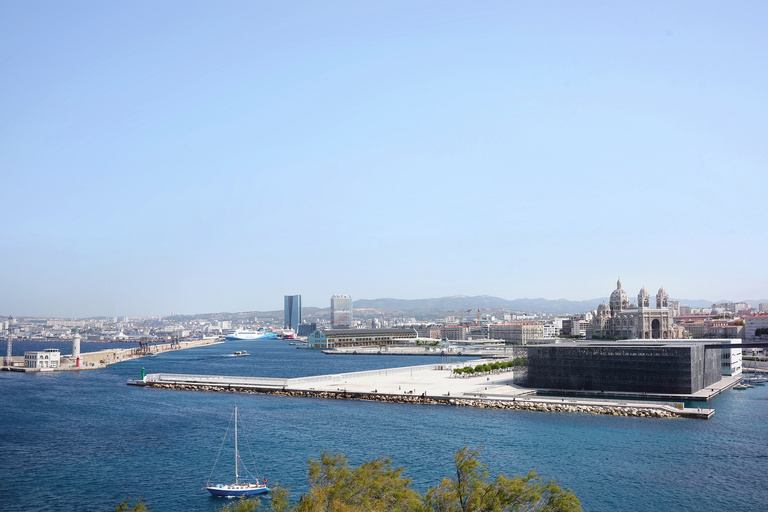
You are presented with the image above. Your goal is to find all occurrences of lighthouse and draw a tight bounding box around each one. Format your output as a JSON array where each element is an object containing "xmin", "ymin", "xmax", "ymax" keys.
[{"xmin": 72, "ymin": 329, "xmax": 81, "ymax": 367}]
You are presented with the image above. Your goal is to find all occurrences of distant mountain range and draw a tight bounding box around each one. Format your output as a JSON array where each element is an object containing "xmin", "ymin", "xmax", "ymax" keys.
[
  {"xmin": 351, "ymin": 295, "xmax": 745, "ymax": 315},
  {"xmin": 162, "ymin": 295, "xmax": 766, "ymax": 322}
]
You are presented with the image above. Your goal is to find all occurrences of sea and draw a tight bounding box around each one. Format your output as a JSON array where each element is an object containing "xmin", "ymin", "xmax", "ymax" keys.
[{"xmin": 0, "ymin": 339, "xmax": 766, "ymax": 512}]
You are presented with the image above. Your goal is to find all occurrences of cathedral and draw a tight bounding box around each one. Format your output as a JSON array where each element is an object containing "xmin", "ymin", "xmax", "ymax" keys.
[{"xmin": 588, "ymin": 279, "xmax": 673, "ymax": 339}]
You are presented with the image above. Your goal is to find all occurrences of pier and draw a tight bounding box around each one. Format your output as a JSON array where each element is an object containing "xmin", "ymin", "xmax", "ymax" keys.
[
  {"xmin": 2, "ymin": 338, "xmax": 221, "ymax": 372},
  {"xmin": 127, "ymin": 359, "xmax": 733, "ymax": 419}
]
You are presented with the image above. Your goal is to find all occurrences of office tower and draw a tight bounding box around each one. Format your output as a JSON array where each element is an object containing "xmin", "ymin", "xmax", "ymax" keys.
[
  {"xmin": 330, "ymin": 294, "xmax": 352, "ymax": 328},
  {"xmin": 284, "ymin": 295, "xmax": 302, "ymax": 331}
]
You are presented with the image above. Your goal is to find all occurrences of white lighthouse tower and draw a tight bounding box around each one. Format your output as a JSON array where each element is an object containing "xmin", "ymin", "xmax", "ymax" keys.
[
  {"xmin": 72, "ymin": 328, "xmax": 81, "ymax": 367},
  {"xmin": 4, "ymin": 316, "xmax": 12, "ymax": 367}
]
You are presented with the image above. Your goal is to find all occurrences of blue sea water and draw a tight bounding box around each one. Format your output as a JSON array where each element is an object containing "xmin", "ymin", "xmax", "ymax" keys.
[{"xmin": 0, "ymin": 340, "xmax": 766, "ymax": 512}]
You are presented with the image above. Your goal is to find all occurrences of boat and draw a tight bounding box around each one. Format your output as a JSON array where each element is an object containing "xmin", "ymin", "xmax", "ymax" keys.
[
  {"xmin": 205, "ymin": 406, "xmax": 269, "ymax": 497},
  {"xmin": 733, "ymin": 383, "xmax": 749, "ymax": 390},
  {"xmin": 225, "ymin": 330, "xmax": 278, "ymax": 341},
  {"xmin": 233, "ymin": 351, "xmax": 249, "ymax": 356}
]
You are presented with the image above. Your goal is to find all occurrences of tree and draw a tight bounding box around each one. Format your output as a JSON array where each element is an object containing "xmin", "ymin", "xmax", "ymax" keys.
[
  {"xmin": 117, "ymin": 449, "xmax": 580, "ymax": 512},
  {"xmin": 423, "ymin": 447, "xmax": 581, "ymax": 512},
  {"xmin": 215, "ymin": 486, "xmax": 290, "ymax": 512},
  {"xmin": 115, "ymin": 498, "xmax": 149, "ymax": 512},
  {"xmin": 294, "ymin": 451, "xmax": 422, "ymax": 512}
]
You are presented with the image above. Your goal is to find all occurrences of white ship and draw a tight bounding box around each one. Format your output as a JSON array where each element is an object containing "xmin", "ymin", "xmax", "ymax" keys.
[{"xmin": 225, "ymin": 330, "xmax": 277, "ymax": 340}]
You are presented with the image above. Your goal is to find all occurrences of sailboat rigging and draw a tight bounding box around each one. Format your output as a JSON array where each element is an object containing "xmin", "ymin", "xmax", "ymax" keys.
[{"xmin": 205, "ymin": 406, "xmax": 270, "ymax": 497}]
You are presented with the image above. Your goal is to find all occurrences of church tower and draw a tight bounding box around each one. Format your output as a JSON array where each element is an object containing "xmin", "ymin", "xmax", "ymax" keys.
[
  {"xmin": 656, "ymin": 287, "xmax": 669, "ymax": 309},
  {"xmin": 638, "ymin": 286, "xmax": 650, "ymax": 308}
]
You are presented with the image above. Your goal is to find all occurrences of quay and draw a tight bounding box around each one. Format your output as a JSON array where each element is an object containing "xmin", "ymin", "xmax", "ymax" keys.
[
  {"xmin": 322, "ymin": 345, "xmax": 522, "ymax": 358},
  {"xmin": 2, "ymin": 339, "xmax": 221, "ymax": 372},
  {"xmin": 126, "ymin": 359, "xmax": 735, "ymax": 419}
]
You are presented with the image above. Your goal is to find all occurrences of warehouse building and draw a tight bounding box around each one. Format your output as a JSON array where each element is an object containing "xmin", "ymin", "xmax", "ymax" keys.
[{"xmin": 308, "ymin": 328, "xmax": 417, "ymax": 349}]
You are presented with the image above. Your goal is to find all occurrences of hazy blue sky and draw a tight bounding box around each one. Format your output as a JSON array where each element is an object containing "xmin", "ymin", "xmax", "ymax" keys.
[{"xmin": 2, "ymin": 1, "xmax": 767, "ymax": 317}]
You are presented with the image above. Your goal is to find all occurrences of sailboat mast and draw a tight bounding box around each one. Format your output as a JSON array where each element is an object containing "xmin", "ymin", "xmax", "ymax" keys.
[{"xmin": 234, "ymin": 406, "xmax": 238, "ymax": 484}]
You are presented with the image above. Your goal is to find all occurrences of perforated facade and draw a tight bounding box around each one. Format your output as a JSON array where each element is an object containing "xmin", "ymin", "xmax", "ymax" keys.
[{"xmin": 525, "ymin": 341, "xmax": 721, "ymax": 394}]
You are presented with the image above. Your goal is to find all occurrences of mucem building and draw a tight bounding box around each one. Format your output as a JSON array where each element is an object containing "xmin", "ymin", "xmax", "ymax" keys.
[{"xmin": 525, "ymin": 341, "xmax": 722, "ymax": 394}]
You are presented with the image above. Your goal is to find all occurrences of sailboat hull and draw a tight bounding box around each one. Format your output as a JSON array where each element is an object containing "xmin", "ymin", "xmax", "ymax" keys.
[{"xmin": 206, "ymin": 483, "xmax": 269, "ymax": 497}]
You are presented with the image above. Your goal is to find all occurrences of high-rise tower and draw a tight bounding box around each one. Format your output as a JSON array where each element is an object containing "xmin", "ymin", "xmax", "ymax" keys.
[
  {"xmin": 284, "ymin": 295, "xmax": 302, "ymax": 331},
  {"xmin": 330, "ymin": 295, "xmax": 352, "ymax": 328}
]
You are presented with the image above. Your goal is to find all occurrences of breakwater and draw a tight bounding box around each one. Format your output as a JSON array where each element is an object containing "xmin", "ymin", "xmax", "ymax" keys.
[{"xmin": 136, "ymin": 378, "xmax": 706, "ymax": 419}]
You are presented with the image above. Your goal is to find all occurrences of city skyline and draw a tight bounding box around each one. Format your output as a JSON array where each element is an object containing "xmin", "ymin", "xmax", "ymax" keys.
[{"xmin": 2, "ymin": 2, "xmax": 767, "ymax": 317}]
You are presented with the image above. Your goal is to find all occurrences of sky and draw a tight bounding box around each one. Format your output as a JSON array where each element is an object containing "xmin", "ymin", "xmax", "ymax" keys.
[{"xmin": 1, "ymin": 1, "xmax": 767, "ymax": 317}]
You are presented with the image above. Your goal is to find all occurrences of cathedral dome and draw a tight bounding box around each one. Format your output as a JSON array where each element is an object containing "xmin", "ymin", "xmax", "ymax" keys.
[
  {"xmin": 610, "ymin": 278, "xmax": 629, "ymax": 312},
  {"xmin": 610, "ymin": 288, "xmax": 628, "ymax": 303},
  {"xmin": 598, "ymin": 301, "xmax": 610, "ymax": 314}
]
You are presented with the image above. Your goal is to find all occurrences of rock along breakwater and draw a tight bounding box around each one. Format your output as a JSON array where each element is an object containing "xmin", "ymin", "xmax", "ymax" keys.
[{"xmin": 136, "ymin": 379, "xmax": 698, "ymax": 419}]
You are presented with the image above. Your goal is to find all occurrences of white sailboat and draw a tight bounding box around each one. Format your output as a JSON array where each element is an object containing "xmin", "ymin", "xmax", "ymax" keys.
[{"xmin": 205, "ymin": 406, "xmax": 269, "ymax": 497}]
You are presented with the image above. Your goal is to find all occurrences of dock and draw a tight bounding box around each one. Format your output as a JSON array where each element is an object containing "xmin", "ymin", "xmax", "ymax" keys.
[
  {"xmin": 127, "ymin": 359, "xmax": 732, "ymax": 419},
  {"xmin": 2, "ymin": 338, "xmax": 222, "ymax": 372}
]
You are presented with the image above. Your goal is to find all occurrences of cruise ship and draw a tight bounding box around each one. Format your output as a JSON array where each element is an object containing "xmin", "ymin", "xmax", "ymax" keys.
[{"xmin": 225, "ymin": 330, "xmax": 278, "ymax": 341}]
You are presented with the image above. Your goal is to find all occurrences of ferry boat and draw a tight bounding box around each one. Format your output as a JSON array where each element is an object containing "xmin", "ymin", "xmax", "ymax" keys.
[{"xmin": 225, "ymin": 330, "xmax": 278, "ymax": 341}]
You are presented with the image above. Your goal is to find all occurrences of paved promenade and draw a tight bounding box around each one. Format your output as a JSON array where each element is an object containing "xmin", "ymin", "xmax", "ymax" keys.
[{"xmin": 130, "ymin": 359, "xmax": 741, "ymax": 419}]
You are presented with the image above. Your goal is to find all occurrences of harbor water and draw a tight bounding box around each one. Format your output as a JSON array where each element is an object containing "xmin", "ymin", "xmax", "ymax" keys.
[{"xmin": 0, "ymin": 340, "xmax": 766, "ymax": 511}]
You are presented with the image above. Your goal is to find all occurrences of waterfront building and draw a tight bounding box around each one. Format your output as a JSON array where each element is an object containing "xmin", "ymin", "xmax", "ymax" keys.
[
  {"xmin": 24, "ymin": 348, "xmax": 61, "ymax": 369},
  {"xmin": 488, "ymin": 323, "xmax": 544, "ymax": 344},
  {"xmin": 298, "ymin": 322, "xmax": 317, "ymax": 336},
  {"xmin": 330, "ymin": 294, "xmax": 352, "ymax": 328},
  {"xmin": 525, "ymin": 340, "xmax": 722, "ymax": 394},
  {"xmin": 587, "ymin": 279, "xmax": 672, "ymax": 339},
  {"xmin": 745, "ymin": 315, "xmax": 768, "ymax": 341},
  {"xmin": 440, "ymin": 325, "xmax": 467, "ymax": 341},
  {"xmin": 307, "ymin": 328, "xmax": 417, "ymax": 349},
  {"xmin": 411, "ymin": 324, "xmax": 441, "ymax": 339},
  {"xmin": 760, "ymin": 303, "xmax": 768, "ymax": 313},
  {"xmin": 284, "ymin": 295, "xmax": 302, "ymax": 330},
  {"xmin": 719, "ymin": 339, "xmax": 742, "ymax": 376}
]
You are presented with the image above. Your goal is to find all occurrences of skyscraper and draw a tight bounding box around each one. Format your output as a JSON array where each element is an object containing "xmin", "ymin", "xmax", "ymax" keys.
[
  {"xmin": 284, "ymin": 295, "xmax": 302, "ymax": 331},
  {"xmin": 330, "ymin": 294, "xmax": 352, "ymax": 328}
]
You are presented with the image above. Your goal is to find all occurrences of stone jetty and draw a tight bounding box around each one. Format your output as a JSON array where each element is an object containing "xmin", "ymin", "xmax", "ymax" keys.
[{"xmin": 129, "ymin": 360, "xmax": 715, "ymax": 419}]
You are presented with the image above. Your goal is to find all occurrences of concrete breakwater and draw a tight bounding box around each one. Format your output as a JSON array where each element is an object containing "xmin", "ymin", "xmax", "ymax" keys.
[{"xmin": 139, "ymin": 380, "xmax": 690, "ymax": 419}]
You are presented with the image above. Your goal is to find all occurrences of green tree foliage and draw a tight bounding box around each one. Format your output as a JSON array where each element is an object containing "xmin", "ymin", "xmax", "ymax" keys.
[
  {"xmin": 115, "ymin": 498, "xmax": 149, "ymax": 512},
  {"xmin": 119, "ymin": 448, "xmax": 580, "ymax": 512},
  {"xmin": 294, "ymin": 451, "xmax": 422, "ymax": 512},
  {"xmin": 214, "ymin": 485, "xmax": 290, "ymax": 512},
  {"xmin": 423, "ymin": 447, "xmax": 581, "ymax": 512}
]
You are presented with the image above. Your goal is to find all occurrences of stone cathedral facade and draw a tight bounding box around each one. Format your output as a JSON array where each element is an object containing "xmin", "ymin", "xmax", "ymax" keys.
[{"xmin": 588, "ymin": 278, "xmax": 672, "ymax": 339}]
